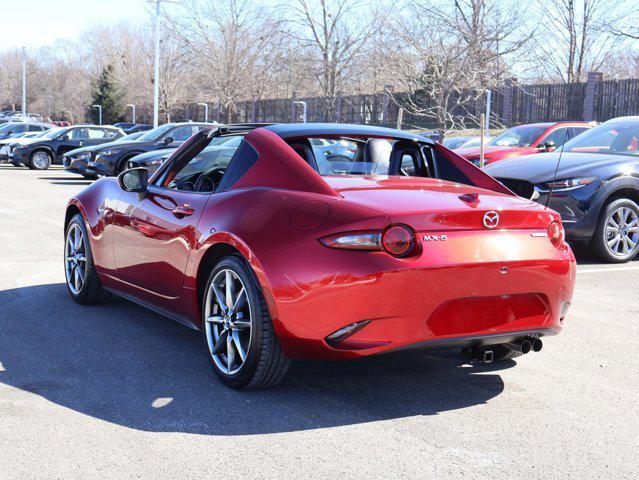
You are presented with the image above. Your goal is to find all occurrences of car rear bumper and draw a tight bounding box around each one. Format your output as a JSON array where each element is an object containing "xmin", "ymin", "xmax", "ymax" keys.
[{"xmin": 259, "ymin": 230, "xmax": 576, "ymax": 360}]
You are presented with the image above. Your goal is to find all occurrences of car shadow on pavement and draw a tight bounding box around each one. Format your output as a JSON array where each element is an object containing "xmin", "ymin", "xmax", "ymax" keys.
[{"xmin": 0, "ymin": 283, "xmax": 512, "ymax": 436}]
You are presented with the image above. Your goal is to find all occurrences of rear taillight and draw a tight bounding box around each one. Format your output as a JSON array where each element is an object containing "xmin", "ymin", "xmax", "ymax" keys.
[
  {"xmin": 319, "ymin": 224, "xmax": 416, "ymax": 257},
  {"xmin": 381, "ymin": 225, "xmax": 415, "ymax": 257},
  {"xmin": 319, "ymin": 231, "xmax": 381, "ymax": 250},
  {"xmin": 548, "ymin": 221, "xmax": 565, "ymax": 248}
]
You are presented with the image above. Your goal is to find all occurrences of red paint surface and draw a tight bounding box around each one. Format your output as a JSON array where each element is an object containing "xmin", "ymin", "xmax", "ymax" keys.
[{"xmin": 68, "ymin": 126, "xmax": 576, "ymax": 360}]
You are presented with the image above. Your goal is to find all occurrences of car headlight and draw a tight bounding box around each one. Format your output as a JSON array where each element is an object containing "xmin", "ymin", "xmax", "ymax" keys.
[
  {"xmin": 99, "ymin": 149, "xmax": 122, "ymax": 156},
  {"xmin": 543, "ymin": 177, "xmax": 597, "ymax": 192}
]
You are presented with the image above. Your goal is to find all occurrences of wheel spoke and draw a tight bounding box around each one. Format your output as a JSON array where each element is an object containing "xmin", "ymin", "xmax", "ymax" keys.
[
  {"xmin": 212, "ymin": 329, "xmax": 229, "ymax": 355},
  {"xmin": 206, "ymin": 315, "xmax": 224, "ymax": 324},
  {"xmin": 225, "ymin": 270, "xmax": 234, "ymax": 310},
  {"xmin": 233, "ymin": 319, "xmax": 251, "ymax": 329},
  {"xmin": 232, "ymin": 287, "xmax": 246, "ymax": 312},
  {"xmin": 226, "ymin": 334, "xmax": 235, "ymax": 372},
  {"xmin": 212, "ymin": 284, "xmax": 227, "ymax": 313},
  {"xmin": 74, "ymin": 228, "xmax": 81, "ymax": 253},
  {"xmin": 232, "ymin": 330, "xmax": 246, "ymax": 362},
  {"xmin": 74, "ymin": 266, "xmax": 81, "ymax": 291}
]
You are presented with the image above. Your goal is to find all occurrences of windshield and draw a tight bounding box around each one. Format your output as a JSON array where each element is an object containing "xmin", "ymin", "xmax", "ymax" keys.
[
  {"xmin": 488, "ymin": 126, "xmax": 547, "ymax": 147},
  {"xmin": 0, "ymin": 123, "xmax": 20, "ymax": 133},
  {"xmin": 561, "ymin": 121, "xmax": 639, "ymax": 156},
  {"xmin": 137, "ymin": 124, "xmax": 175, "ymax": 142},
  {"xmin": 115, "ymin": 132, "xmax": 144, "ymax": 143},
  {"xmin": 44, "ymin": 127, "xmax": 66, "ymax": 139}
]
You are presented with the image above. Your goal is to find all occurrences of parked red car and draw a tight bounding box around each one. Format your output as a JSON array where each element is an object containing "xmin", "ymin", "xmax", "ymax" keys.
[
  {"xmin": 456, "ymin": 122, "xmax": 593, "ymax": 166},
  {"xmin": 64, "ymin": 124, "xmax": 576, "ymax": 389}
]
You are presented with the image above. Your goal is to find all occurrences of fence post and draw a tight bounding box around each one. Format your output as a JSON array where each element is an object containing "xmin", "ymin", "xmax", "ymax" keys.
[
  {"xmin": 583, "ymin": 71, "xmax": 602, "ymax": 122},
  {"xmin": 381, "ymin": 84, "xmax": 394, "ymax": 126},
  {"xmin": 335, "ymin": 92, "xmax": 343, "ymax": 123},
  {"xmin": 291, "ymin": 91, "xmax": 298, "ymax": 123},
  {"xmin": 502, "ymin": 78, "xmax": 515, "ymax": 126},
  {"xmin": 251, "ymin": 99, "xmax": 257, "ymax": 123}
]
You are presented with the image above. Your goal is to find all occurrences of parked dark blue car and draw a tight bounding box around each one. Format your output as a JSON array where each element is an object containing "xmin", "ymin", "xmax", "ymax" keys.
[{"xmin": 485, "ymin": 117, "xmax": 639, "ymax": 263}]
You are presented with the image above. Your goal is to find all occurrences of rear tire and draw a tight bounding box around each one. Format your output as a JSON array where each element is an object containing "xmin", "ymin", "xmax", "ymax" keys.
[
  {"xmin": 64, "ymin": 214, "xmax": 110, "ymax": 304},
  {"xmin": 591, "ymin": 198, "xmax": 639, "ymax": 263},
  {"xmin": 202, "ymin": 255, "xmax": 290, "ymax": 389},
  {"xmin": 29, "ymin": 150, "xmax": 52, "ymax": 170}
]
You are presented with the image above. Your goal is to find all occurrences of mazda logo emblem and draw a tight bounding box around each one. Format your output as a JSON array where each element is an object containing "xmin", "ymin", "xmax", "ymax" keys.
[{"xmin": 483, "ymin": 211, "xmax": 500, "ymax": 229}]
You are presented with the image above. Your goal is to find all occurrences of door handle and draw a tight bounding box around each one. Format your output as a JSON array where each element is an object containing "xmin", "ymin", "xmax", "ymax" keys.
[
  {"xmin": 172, "ymin": 204, "xmax": 195, "ymax": 218},
  {"xmin": 78, "ymin": 142, "xmax": 84, "ymax": 146}
]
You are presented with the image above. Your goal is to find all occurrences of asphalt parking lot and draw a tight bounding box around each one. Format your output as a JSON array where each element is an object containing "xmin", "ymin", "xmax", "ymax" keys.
[{"xmin": 0, "ymin": 165, "xmax": 637, "ymax": 479}]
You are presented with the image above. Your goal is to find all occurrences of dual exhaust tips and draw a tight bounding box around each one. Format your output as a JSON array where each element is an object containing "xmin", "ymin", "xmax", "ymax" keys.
[
  {"xmin": 502, "ymin": 337, "xmax": 543, "ymax": 355},
  {"xmin": 467, "ymin": 337, "xmax": 543, "ymax": 363}
]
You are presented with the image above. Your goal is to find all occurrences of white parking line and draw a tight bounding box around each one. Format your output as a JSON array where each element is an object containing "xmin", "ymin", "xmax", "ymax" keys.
[{"xmin": 577, "ymin": 266, "xmax": 639, "ymax": 274}]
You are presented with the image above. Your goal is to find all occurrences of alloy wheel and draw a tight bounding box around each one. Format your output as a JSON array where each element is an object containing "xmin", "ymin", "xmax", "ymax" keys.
[
  {"xmin": 204, "ymin": 269, "xmax": 252, "ymax": 375},
  {"xmin": 605, "ymin": 206, "xmax": 639, "ymax": 257},
  {"xmin": 32, "ymin": 151, "xmax": 50, "ymax": 169},
  {"xmin": 65, "ymin": 223, "xmax": 87, "ymax": 295}
]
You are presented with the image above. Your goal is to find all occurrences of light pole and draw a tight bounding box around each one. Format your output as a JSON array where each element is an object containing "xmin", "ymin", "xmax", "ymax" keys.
[
  {"xmin": 197, "ymin": 102, "xmax": 209, "ymax": 123},
  {"xmin": 126, "ymin": 104, "xmax": 136, "ymax": 124},
  {"xmin": 93, "ymin": 105, "xmax": 102, "ymax": 126},
  {"xmin": 293, "ymin": 100, "xmax": 307, "ymax": 123},
  {"xmin": 21, "ymin": 47, "xmax": 27, "ymax": 118},
  {"xmin": 150, "ymin": 0, "xmax": 180, "ymax": 128}
]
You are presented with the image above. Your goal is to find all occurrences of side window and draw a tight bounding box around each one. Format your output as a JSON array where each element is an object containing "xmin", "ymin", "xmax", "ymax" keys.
[
  {"xmin": 168, "ymin": 126, "xmax": 197, "ymax": 142},
  {"xmin": 87, "ymin": 128, "xmax": 108, "ymax": 139},
  {"xmin": 70, "ymin": 128, "xmax": 88, "ymax": 140},
  {"xmin": 541, "ymin": 128, "xmax": 571, "ymax": 147},
  {"xmin": 13, "ymin": 124, "xmax": 27, "ymax": 133},
  {"xmin": 160, "ymin": 135, "xmax": 245, "ymax": 193},
  {"xmin": 400, "ymin": 154, "xmax": 418, "ymax": 176},
  {"xmin": 27, "ymin": 125, "xmax": 43, "ymax": 132}
]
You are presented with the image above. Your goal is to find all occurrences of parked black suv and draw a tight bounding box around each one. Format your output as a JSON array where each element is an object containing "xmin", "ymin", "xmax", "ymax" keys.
[
  {"xmin": 85, "ymin": 122, "xmax": 215, "ymax": 176},
  {"xmin": 63, "ymin": 132, "xmax": 146, "ymax": 178},
  {"xmin": 9, "ymin": 125, "xmax": 125, "ymax": 170}
]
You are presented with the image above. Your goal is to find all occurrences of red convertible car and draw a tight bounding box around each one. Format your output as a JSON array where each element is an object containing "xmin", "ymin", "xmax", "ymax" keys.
[
  {"xmin": 64, "ymin": 124, "xmax": 576, "ymax": 389},
  {"xmin": 456, "ymin": 121, "xmax": 593, "ymax": 166}
]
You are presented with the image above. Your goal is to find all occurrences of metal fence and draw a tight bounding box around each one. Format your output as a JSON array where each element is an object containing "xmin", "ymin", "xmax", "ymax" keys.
[{"xmin": 175, "ymin": 75, "xmax": 639, "ymax": 129}]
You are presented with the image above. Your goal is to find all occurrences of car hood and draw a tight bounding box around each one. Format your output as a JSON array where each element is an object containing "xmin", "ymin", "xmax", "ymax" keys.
[
  {"xmin": 322, "ymin": 175, "xmax": 553, "ymax": 230},
  {"xmin": 484, "ymin": 152, "xmax": 639, "ymax": 183},
  {"xmin": 11, "ymin": 137, "xmax": 46, "ymax": 147},
  {"xmin": 95, "ymin": 140, "xmax": 155, "ymax": 152},
  {"xmin": 67, "ymin": 139, "xmax": 135, "ymax": 157},
  {"xmin": 130, "ymin": 148, "xmax": 175, "ymax": 161}
]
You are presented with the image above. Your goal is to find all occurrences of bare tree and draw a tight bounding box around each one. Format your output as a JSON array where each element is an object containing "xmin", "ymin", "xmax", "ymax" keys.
[
  {"xmin": 379, "ymin": 0, "xmax": 530, "ymax": 130},
  {"xmin": 530, "ymin": 0, "xmax": 621, "ymax": 83},
  {"xmin": 287, "ymin": 0, "xmax": 376, "ymax": 120},
  {"xmin": 167, "ymin": 0, "xmax": 285, "ymax": 122}
]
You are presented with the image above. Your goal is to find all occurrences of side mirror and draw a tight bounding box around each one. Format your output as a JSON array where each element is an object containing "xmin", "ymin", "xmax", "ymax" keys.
[
  {"xmin": 162, "ymin": 136, "xmax": 174, "ymax": 145},
  {"xmin": 118, "ymin": 167, "xmax": 149, "ymax": 192},
  {"xmin": 61, "ymin": 134, "xmax": 69, "ymax": 141},
  {"xmin": 543, "ymin": 141, "xmax": 555, "ymax": 151}
]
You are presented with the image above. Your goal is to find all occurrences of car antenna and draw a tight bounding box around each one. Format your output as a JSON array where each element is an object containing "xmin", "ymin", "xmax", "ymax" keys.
[{"xmin": 545, "ymin": 128, "xmax": 571, "ymax": 209}]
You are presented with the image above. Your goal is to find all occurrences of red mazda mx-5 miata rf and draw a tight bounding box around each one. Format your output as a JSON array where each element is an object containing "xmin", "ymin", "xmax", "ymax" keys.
[{"xmin": 64, "ymin": 124, "xmax": 576, "ymax": 389}]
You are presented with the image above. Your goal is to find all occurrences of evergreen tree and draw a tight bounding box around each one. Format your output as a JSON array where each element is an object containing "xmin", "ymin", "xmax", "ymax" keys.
[{"xmin": 89, "ymin": 65, "xmax": 125, "ymax": 124}]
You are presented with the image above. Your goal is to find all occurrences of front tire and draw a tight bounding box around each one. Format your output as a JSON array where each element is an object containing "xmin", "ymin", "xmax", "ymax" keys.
[
  {"xmin": 29, "ymin": 150, "xmax": 52, "ymax": 170},
  {"xmin": 592, "ymin": 198, "xmax": 639, "ymax": 263},
  {"xmin": 64, "ymin": 214, "xmax": 110, "ymax": 304},
  {"xmin": 202, "ymin": 255, "xmax": 290, "ymax": 389}
]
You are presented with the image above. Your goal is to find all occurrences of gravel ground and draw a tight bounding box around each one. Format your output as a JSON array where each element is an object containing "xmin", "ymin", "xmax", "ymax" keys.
[{"xmin": 0, "ymin": 165, "xmax": 637, "ymax": 479}]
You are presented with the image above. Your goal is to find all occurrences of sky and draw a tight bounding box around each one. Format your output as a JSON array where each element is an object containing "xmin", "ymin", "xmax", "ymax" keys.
[{"xmin": 0, "ymin": 0, "xmax": 157, "ymax": 51}]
